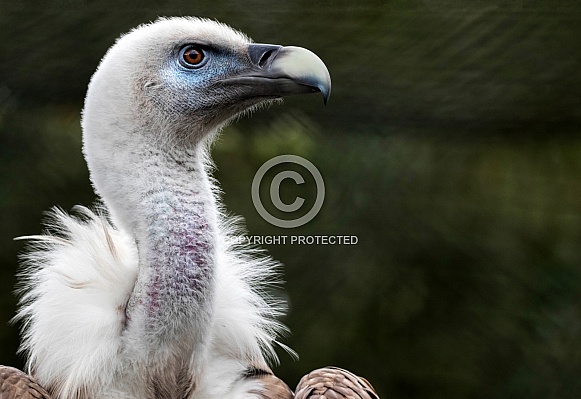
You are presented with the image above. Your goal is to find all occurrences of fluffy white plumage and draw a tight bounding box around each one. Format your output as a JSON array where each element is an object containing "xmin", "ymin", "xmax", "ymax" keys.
[
  {"xmin": 16, "ymin": 204, "xmax": 288, "ymax": 398},
  {"xmin": 12, "ymin": 16, "xmax": 331, "ymax": 399}
]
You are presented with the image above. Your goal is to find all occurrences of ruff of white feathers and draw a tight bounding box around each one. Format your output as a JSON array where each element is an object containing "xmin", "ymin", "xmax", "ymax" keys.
[{"xmin": 14, "ymin": 204, "xmax": 291, "ymax": 398}]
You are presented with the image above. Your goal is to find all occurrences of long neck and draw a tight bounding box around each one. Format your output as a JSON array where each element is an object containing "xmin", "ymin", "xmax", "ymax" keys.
[
  {"xmin": 87, "ymin": 129, "xmax": 218, "ymax": 366},
  {"xmin": 127, "ymin": 144, "xmax": 217, "ymax": 342}
]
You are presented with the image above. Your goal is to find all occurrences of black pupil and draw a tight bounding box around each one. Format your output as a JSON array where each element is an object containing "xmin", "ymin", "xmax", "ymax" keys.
[{"xmin": 186, "ymin": 48, "xmax": 201, "ymax": 63}]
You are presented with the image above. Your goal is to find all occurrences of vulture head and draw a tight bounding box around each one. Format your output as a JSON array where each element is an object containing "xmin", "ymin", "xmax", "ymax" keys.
[{"xmin": 83, "ymin": 17, "xmax": 330, "ymax": 142}]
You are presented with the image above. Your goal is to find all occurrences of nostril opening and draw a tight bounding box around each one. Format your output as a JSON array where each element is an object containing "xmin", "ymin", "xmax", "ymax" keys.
[
  {"xmin": 258, "ymin": 50, "xmax": 275, "ymax": 68},
  {"xmin": 248, "ymin": 44, "xmax": 282, "ymax": 67}
]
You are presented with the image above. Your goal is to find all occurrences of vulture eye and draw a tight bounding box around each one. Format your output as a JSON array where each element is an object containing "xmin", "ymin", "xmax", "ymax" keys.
[{"xmin": 179, "ymin": 45, "xmax": 206, "ymax": 68}]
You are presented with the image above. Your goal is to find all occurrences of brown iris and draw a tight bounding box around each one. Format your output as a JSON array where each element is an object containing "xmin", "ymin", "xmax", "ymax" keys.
[{"xmin": 180, "ymin": 46, "xmax": 205, "ymax": 68}]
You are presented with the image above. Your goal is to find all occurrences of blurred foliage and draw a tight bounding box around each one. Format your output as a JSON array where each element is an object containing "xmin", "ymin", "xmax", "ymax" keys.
[{"xmin": 2, "ymin": 1, "xmax": 581, "ymax": 398}]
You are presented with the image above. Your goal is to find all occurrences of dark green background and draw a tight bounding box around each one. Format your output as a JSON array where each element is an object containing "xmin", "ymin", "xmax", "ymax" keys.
[{"xmin": 2, "ymin": 1, "xmax": 581, "ymax": 397}]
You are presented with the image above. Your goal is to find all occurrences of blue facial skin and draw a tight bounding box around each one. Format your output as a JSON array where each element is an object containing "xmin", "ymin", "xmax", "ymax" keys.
[{"xmin": 157, "ymin": 44, "xmax": 255, "ymax": 116}]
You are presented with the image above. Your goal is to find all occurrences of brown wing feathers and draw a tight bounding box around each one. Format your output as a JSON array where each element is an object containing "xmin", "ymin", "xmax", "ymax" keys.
[
  {"xmin": 295, "ymin": 367, "xmax": 379, "ymax": 399},
  {"xmin": 1, "ymin": 365, "xmax": 380, "ymax": 399},
  {"xmin": 0, "ymin": 366, "xmax": 51, "ymax": 399}
]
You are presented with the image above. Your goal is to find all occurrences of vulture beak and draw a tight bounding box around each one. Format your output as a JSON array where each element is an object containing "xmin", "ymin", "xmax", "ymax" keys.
[{"xmin": 223, "ymin": 44, "xmax": 331, "ymax": 104}]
